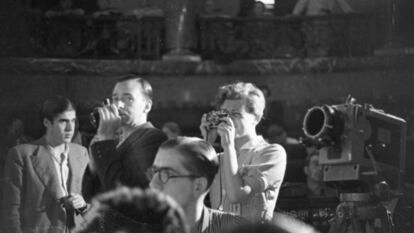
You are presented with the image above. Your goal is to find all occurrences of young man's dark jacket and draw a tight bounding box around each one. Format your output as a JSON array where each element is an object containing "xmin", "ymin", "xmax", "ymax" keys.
[{"xmin": 82, "ymin": 122, "xmax": 167, "ymax": 200}]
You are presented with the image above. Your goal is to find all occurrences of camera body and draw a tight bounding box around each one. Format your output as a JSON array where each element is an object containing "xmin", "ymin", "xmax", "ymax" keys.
[
  {"xmin": 89, "ymin": 110, "xmax": 100, "ymax": 129},
  {"xmin": 59, "ymin": 195, "xmax": 87, "ymax": 214},
  {"xmin": 89, "ymin": 98, "xmax": 112, "ymax": 129},
  {"xmin": 206, "ymin": 110, "xmax": 229, "ymax": 128},
  {"xmin": 58, "ymin": 195, "xmax": 74, "ymax": 209}
]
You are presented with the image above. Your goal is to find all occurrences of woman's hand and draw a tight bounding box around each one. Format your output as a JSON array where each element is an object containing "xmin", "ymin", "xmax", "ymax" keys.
[
  {"xmin": 217, "ymin": 117, "xmax": 236, "ymax": 148},
  {"xmin": 200, "ymin": 113, "xmax": 218, "ymax": 144}
]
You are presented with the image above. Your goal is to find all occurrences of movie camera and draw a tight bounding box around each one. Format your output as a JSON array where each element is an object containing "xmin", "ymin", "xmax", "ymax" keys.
[
  {"xmin": 302, "ymin": 96, "xmax": 406, "ymax": 190},
  {"xmin": 302, "ymin": 96, "xmax": 407, "ymax": 233}
]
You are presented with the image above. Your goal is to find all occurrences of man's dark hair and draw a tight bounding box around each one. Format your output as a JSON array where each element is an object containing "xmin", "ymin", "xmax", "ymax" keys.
[
  {"xmin": 75, "ymin": 187, "xmax": 188, "ymax": 233},
  {"xmin": 117, "ymin": 74, "xmax": 153, "ymax": 102},
  {"xmin": 160, "ymin": 137, "xmax": 219, "ymax": 188},
  {"xmin": 41, "ymin": 96, "xmax": 75, "ymax": 122}
]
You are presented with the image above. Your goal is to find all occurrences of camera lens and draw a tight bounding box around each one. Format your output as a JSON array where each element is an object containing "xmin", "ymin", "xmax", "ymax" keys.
[{"xmin": 89, "ymin": 110, "xmax": 100, "ymax": 129}]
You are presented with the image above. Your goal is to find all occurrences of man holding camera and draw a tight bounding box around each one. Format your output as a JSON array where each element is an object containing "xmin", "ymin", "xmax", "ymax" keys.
[
  {"xmin": 82, "ymin": 75, "xmax": 167, "ymax": 199},
  {"xmin": 1, "ymin": 96, "xmax": 89, "ymax": 233},
  {"xmin": 200, "ymin": 82, "xmax": 286, "ymax": 223}
]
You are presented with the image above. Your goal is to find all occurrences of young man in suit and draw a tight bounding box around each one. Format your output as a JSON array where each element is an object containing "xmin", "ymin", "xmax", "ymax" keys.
[
  {"xmin": 82, "ymin": 75, "xmax": 167, "ymax": 199},
  {"xmin": 1, "ymin": 96, "xmax": 89, "ymax": 233}
]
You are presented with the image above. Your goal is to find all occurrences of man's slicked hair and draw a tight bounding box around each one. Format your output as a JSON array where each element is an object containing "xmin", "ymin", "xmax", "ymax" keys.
[
  {"xmin": 159, "ymin": 137, "xmax": 219, "ymax": 188},
  {"xmin": 117, "ymin": 74, "xmax": 153, "ymax": 102},
  {"xmin": 41, "ymin": 96, "xmax": 75, "ymax": 122}
]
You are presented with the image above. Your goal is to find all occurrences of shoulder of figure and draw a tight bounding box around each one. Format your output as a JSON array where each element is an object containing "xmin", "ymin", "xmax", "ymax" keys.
[
  {"xmin": 140, "ymin": 126, "xmax": 168, "ymax": 141},
  {"xmin": 149, "ymin": 127, "xmax": 167, "ymax": 137},
  {"xmin": 266, "ymin": 142, "xmax": 286, "ymax": 152},
  {"xmin": 4, "ymin": 143, "xmax": 41, "ymax": 163},
  {"xmin": 258, "ymin": 142, "xmax": 287, "ymax": 158},
  {"xmin": 68, "ymin": 142, "xmax": 88, "ymax": 153},
  {"xmin": 11, "ymin": 142, "xmax": 38, "ymax": 155}
]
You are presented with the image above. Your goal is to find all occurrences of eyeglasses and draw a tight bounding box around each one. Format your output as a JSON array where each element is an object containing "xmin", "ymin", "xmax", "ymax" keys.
[
  {"xmin": 229, "ymin": 111, "xmax": 243, "ymax": 118},
  {"xmin": 146, "ymin": 166, "xmax": 201, "ymax": 184}
]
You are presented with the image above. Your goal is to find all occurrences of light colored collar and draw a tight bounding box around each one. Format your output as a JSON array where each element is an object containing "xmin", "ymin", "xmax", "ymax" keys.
[
  {"xmin": 47, "ymin": 143, "xmax": 69, "ymax": 161},
  {"xmin": 197, "ymin": 206, "xmax": 210, "ymax": 233},
  {"xmin": 239, "ymin": 135, "xmax": 266, "ymax": 151}
]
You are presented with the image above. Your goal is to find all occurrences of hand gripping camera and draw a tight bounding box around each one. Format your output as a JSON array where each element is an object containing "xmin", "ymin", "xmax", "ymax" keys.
[
  {"xmin": 302, "ymin": 96, "xmax": 406, "ymax": 190},
  {"xmin": 89, "ymin": 99, "xmax": 111, "ymax": 129}
]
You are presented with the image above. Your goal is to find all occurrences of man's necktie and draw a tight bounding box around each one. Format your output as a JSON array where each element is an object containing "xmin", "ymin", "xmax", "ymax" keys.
[{"xmin": 60, "ymin": 153, "xmax": 68, "ymax": 195}]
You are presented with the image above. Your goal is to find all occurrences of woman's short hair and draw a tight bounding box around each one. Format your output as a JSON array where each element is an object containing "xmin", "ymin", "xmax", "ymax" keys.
[{"xmin": 215, "ymin": 82, "xmax": 266, "ymax": 122}]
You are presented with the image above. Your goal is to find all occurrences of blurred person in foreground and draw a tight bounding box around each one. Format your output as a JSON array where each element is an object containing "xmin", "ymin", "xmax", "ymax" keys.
[
  {"xmin": 200, "ymin": 82, "xmax": 286, "ymax": 223},
  {"xmin": 82, "ymin": 75, "xmax": 167, "ymax": 200},
  {"xmin": 149, "ymin": 137, "xmax": 245, "ymax": 233},
  {"xmin": 1, "ymin": 96, "xmax": 89, "ymax": 233},
  {"xmin": 74, "ymin": 187, "xmax": 188, "ymax": 233}
]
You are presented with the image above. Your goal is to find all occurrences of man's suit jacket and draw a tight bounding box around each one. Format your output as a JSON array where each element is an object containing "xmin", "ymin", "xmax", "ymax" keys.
[
  {"xmin": 1, "ymin": 137, "xmax": 89, "ymax": 233},
  {"xmin": 82, "ymin": 122, "xmax": 167, "ymax": 200}
]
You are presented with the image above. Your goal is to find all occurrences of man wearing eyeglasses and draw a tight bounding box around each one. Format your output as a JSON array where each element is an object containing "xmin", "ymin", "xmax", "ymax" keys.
[{"xmin": 149, "ymin": 137, "xmax": 245, "ymax": 233}]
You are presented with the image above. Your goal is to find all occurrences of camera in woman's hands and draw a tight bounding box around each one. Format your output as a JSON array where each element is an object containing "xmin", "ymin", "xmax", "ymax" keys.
[{"xmin": 206, "ymin": 110, "xmax": 229, "ymax": 128}]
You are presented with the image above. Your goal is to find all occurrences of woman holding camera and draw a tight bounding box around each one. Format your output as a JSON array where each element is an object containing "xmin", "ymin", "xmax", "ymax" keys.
[{"xmin": 200, "ymin": 82, "xmax": 286, "ymax": 223}]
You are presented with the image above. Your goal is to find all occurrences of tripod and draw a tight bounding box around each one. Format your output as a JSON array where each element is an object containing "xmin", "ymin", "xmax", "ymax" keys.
[{"xmin": 328, "ymin": 193, "xmax": 395, "ymax": 233}]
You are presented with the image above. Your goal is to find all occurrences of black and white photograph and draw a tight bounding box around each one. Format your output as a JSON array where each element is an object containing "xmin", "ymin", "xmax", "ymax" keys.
[{"xmin": 1, "ymin": 0, "xmax": 414, "ymax": 232}]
